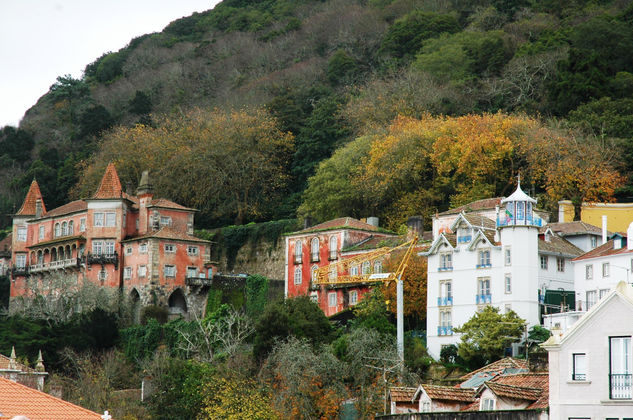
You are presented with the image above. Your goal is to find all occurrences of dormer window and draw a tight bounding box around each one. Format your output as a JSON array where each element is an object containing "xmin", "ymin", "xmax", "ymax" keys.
[{"xmin": 457, "ymin": 227, "xmax": 472, "ymax": 244}]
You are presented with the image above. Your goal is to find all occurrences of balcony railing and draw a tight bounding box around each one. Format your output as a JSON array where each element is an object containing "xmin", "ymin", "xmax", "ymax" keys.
[
  {"xmin": 185, "ymin": 276, "xmax": 213, "ymax": 287},
  {"xmin": 437, "ymin": 326, "xmax": 453, "ymax": 336},
  {"xmin": 29, "ymin": 258, "xmax": 79, "ymax": 273},
  {"xmin": 476, "ymin": 294, "xmax": 492, "ymax": 304},
  {"xmin": 87, "ymin": 252, "xmax": 119, "ymax": 269},
  {"xmin": 610, "ymin": 374, "xmax": 633, "ymax": 399},
  {"xmin": 11, "ymin": 265, "xmax": 28, "ymax": 277},
  {"xmin": 437, "ymin": 296, "xmax": 453, "ymax": 306},
  {"xmin": 438, "ymin": 266, "xmax": 453, "ymax": 272}
]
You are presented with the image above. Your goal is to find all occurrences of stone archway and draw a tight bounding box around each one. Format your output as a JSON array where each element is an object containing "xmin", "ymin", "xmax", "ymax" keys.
[
  {"xmin": 130, "ymin": 289, "xmax": 141, "ymax": 324},
  {"xmin": 168, "ymin": 288, "xmax": 188, "ymax": 317}
]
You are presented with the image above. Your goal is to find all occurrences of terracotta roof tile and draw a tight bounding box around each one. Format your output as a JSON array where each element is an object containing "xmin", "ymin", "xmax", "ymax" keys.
[
  {"xmin": 93, "ymin": 162, "xmax": 123, "ymax": 199},
  {"xmin": 0, "ymin": 354, "xmax": 33, "ymax": 373},
  {"xmin": 123, "ymin": 226, "xmax": 210, "ymax": 244},
  {"xmin": 341, "ymin": 235, "xmax": 402, "ymax": 252},
  {"xmin": 462, "ymin": 213, "xmax": 496, "ymax": 231},
  {"xmin": 295, "ymin": 217, "xmax": 387, "ymax": 234},
  {"xmin": 422, "ymin": 385, "xmax": 476, "ymax": 402},
  {"xmin": 0, "ymin": 376, "xmax": 102, "ymax": 419},
  {"xmin": 545, "ymin": 221, "xmax": 603, "ymax": 236},
  {"xmin": 491, "ymin": 372, "xmax": 549, "ymax": 389},
  {"xmin": 389, "ymin": 387, "xmax": 417, "ymax": 402},
  {"xmin": 149, "ymin": 198, "xmax": 194, "ymax": 211},
  {"xmin": 16, "ymin": 180, "xmax": 46, "ymax": 216},
  {"xmin": 538, "ymin": 233, "xmax": 584, "ymax": 257},
  {"xmin": 574, "ymin": 237, "xmax": 633, "ymax": 261},
  {"xmin": 459, "ymin": 358, "xmax": 528, "ymax": 381},
  {"xmin": 484, "ymin": 381, "xmax": 543, "ymax": 401},
  {"xmin": 44, "ymin": 200, "xmax": 87, "ymax": 218},
  {"xmin": 438, "ymin": 198, "xmax": 503, "ymax": 216}
]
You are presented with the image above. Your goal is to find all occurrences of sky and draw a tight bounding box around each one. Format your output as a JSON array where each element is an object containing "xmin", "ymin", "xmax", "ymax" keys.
[{"xmin": 0, "ymin": 0, "xmax": 222, "ymax": 128}]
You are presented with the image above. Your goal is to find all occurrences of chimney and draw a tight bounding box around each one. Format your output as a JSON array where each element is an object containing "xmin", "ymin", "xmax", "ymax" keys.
[
  {"xmin": 602, "ymin": 215, "xmax": 608, "ymax": 244},
  {"xmin": 628, "ymin": 222, "xmax": 633, "ymax": 251},
  {"xmin": 303, "ymin": 217, "xmax": 312, "ymax": 229},
  {"xmin": 35, "ymin": 198, "xmax": 43, "ymax": 219},
  {"xmin": 406, "ymin": 216, "xmax": 423, "ymax": 240},
  {"xmin": 367, "ymin": 216, "xmax": 379, "ymax": 227}
]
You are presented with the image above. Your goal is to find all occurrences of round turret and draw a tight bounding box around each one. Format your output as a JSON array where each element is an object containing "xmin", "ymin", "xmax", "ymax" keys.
[{"xmin": 498, "ymin": 181, "xmax": 541, "ymax": 227}]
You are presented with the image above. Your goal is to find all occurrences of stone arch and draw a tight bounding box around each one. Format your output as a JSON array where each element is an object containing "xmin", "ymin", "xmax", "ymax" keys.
[
  {"xmin": 37, "ymin": 250, "xmax": 43, "ymax": 265},
  {"xmin": 168, "ymin": 288, "xmax": 188, "ymax": 316},
  {"xmin": 68, "ymin": 220, "xmax": 74, "ymax": 235},
  {"xmin": 51, "ymin": 248, "xmax": 57, "ymax": 262},
  {"xmin": 130, "ymin": 288, "xmax": 141, "ymax": 324},
  {"xmin": 65, "ymin": 245, "xmax": 71, "ymax": 261}
]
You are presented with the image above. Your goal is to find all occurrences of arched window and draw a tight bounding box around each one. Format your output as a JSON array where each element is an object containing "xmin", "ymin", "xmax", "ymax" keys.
[
  {"xmin": 350, "ymin": 265, "xmax": 359, "ymax": 276},
  {"xmin": 310, "ymin": 237, "xmax": 320, "ymax": 262},
  {"xmin": 374, "ymin": 260, "xmax": 382, "ymax": 274},
  {"xmin": 294, "ymin": 267, "xmax": 302, "ymax": 285},
  {"xmin": 68, "ymin": 221, "xmax": 74, "ymax": 235},
  {"xmin": 294, "ymin": 240, "xmax": 302, "ymax": 263},
  {"xmin": 362, "ymin": 261, "xmax": 371, "ymax": 275},
  {"xmin": 54, "ymin": 223, "xmax": 61, "ymax": 237},
  {"xmin": 329, "ymin": 236, "xmax": 338, "ymax": 260},
  {"xmin": 311, "ymin": 265, "xmax": 319, "ymax": 284},
  {"xmin": 61, "ymin": 222, "xmax": 68, "ymax": 236}
]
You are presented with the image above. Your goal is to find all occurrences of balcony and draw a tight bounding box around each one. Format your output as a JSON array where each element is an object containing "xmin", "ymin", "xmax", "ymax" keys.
[
  {"xmin": 11, "ymin": 265, "xmax": 28, "ymax": 277},
  {"xmin": 186, "ymin": 276, "xmax": 213, "ymax": 287},
  {"xmin": 29, "ymin": 258, "xmax": 80, "ymax": 273},
  {"xmin": 437, "ymin": 326, "xmax": 453, "ymax": 336},
  {"xmin": 438, "ymin": 266, "xmax": 453, "ymax": 272},
  {"xmin": 87, "ymin": 252, "xmax": 119, "ymax": 269},
  {"xmin": 437, "ymin": 296, "xmax": 453, "ymax": 306},
  {"xmin": 476, "ymin": 294, "xmax": 492, "ymax": 304},
  {"xmin": 610, "ymin": 374, "xmax": 632, "ymax": 399}
]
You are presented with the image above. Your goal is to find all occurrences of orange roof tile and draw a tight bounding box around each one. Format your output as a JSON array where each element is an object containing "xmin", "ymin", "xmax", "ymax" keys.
[
  {"xmin": 0, "ymin": 376, "xmax": 103, "ymax": 419},
  {"xmin": 294, "ymin": 217, "xmax": 391, "ymax": 234},
  {"xmin": 422, "ymin": 385, "xmax": 476, "ymax": 402},
  {"xmin": 389, "ymin": 387, "xmax": 417, "ymax": 402},
  {"xmin": 16, "ymin": 180, "xmax": 46, "ymax": 216},
  {"xmin": 573, "ymin": 237, "xmax": 633, "ymax": 261},
  {"xmin": 44, "ymin": 200, "xmax": 88, "ymax": 218},
  {"xmin": 438, "ymin": 198, "xmax": 503, "ymax": 216},
  {"xmin": 123, "ymin": 226, "xmax": 210, "ymax": 244},
  {"xmin": 493, "ymin": 373, "xmax": 549, "ymax": 409},
  {"xmin": 484, "ymin": 381, "xmax": 542, "ymax": 401},
  {"xmin": 0, "ymin": 354, "xmax": 35, "ymax": 373},
  {"xmin": 149, "ymin": 198, "xmax": 195, "ymax": 211},
  {"xmin": 460, "ymin": 358, "xmax": 528, "ymax": 381},
  {"xmin": 93, "ymin": 163, "xmax": 123, "ymax": 199}
]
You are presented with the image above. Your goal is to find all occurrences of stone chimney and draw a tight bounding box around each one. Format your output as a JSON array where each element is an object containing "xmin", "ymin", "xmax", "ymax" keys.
[
  {"xmin": 137, "ymin": 171, "xmax": 154, "ymax": 235},
  {"xmin": 35, "ymin": 199, "xmax": 43, "ymax": 219}
]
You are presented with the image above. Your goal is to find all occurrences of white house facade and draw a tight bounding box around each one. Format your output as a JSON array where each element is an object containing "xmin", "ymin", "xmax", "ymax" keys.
[
  {"xmin": 423, "ymin": 184, "xmax": 584, "ymax": 358},
  {"xmin": 543, "ymin": 281, "xmax": 633, "ymax": 419}
]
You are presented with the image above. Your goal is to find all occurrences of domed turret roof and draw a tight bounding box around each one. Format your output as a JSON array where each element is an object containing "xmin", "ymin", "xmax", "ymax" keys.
[{"xmin": 501, "ymin": 181, "xmax": 536, "ymax": 204}]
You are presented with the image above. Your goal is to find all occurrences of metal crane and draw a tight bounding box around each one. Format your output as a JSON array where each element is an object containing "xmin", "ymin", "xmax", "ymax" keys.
[{"xmin": 315, "ymin": 236, "xmax": 418, "ymax": 366}]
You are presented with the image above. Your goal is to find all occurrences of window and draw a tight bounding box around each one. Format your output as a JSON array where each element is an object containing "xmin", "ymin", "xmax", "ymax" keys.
[
  {"xmin": 124, "ymin": 267, "xmax": 132, "ymax": 280},
  {"xmin": 586, "ymin": 264, "xmax": 593, "ymax": 280},
  {"xmin": 125, "ymin": 246, "xmax": 132, "ymax": 256},
  {"xmin": 457, "ymin": 227, "xmax": 472, "ymax": 243},
  {"xmin": 362, "ymin": 261, "xmax": 371, "ymax": 275},
  {"xmin": 586, "ymin": 290, "xmax": 597, "ymax": 310},
  {"xmin": 138, "ymin": 265, "xmax": 147, "ymax": 278},
  {"xmin": 294, "ymin": 240, "xmax": 302, "ymax": 263},
  {"xmin": 54, "ymin": 223, "xmax": 60, "ymax": 238},
  {"xmin": 328, "ymin": 292, "xmax": 337, "ymax": 307},
  {"xmin": 39, "ymin": 226, "xmax": 44, "ymax": 240},
  {"xmin": 504, "ymin": 247, "xmax": 511, "ymax": 266},
  {"xmin": 603, "ymin": 262, "xmax": 610, "ymax": 277},
  {"xmin": 439, "ymin": 281, "xmax": 452, "ymax": 306},
  {"xmin": 557, "ymin": 257, "xmax": 565, "ymax": 272},
  {"xmin": 187, "ymin": 267, "xmax": 198, "ymax": 278},
  {"xmin": 572, "ymin": 353, "xmax": 587, "ymax": 381},
  {"xmin": 294, "ymin": 267, "xmax": 302, "ymax": 285},
  {"xmin": 482, "ymin": 398, "xmax": 495, "ymax": 411},
  {"xmin": 349, "ymin": 290, "xmax": 358, "ymax": 305},
  {"xmin": 17, "ymin": 227, "xmax": 27, "ymax": 242},
  {"xmin": 164, "ymin": 265, "xmax": 176, "ymax": 277},
  {"xmin": 15, "ymin": 254, "xmax": 26, "ymax": 268},
  {"xmin": 420, "ymin": 401, "xmax": 431, "ymax": 412},
  {"xmin": 600, "ymin": 289, "xmax": 610, "ymax": 300},
  {"xmin": 478, "ymin": 250, "xmax": 491, "ymax": 267},
  {"xmin": 160, "ymin": 216, "xmax": 171, "ymax": 226},
  {"xmin": 591, "ymin": 236, "xmax": 597, "ymax": 248},
  {"xmin": 310, "ymin": 238, "xmax": 320, "ymax": 262},
  {"xmin": 92, "ymin": 241, "xmax": 103, "ymax": 255},
  {"xmin": 68, "ymin": 221, "xmax": 74, "ymax": 235},
  {"xmin": 439, "ymin": 310, "xmax": 452, "ymax": 335},
  {"xmin": 94, "ymin": 213, "xmax": 104, "ymax": 227},
  {"xmin": 477, "ymin": 277, "xmax": 491, "ymax": 304},
  {"xmin": 98, "ymin": 269, "xmax": 107, "ymax": 282},
  {"xmin": 79, "ymin": 218, "xmax": 86, "ymax": 232},
  {"xmin": 139, "ymin": 243, "xmax": 147, "ymax": 253},
  {"xmin": 374, "ymin": 260, "xmax": 382, "ymax": 273},
  {"xmin": 105, "ymin": 241, "xmax": 115, "ymax": 256},
  {"xmin": 164, "ymin": 244, "xmax": 176, "ymax": 253},
  {"xmin": 311, "ymin": 265, "xmax": 318, "ymax": 284},
  {"xmin": 62, "ymin": 222, "xmax": 67, "ymax": 236},
  {"xmin": 440, "ymin": 253, "xmax": 452, "ymax": 270},
  {"xmin": 610, "ymin": 336, "xmax": 632, "ymax": 399},
  {"xmin": 350, "ymin": 265, "xmax": 359, "ymax": 276},
  {"xmin": 105, "ymin": 212, "xmax": 116, "ymax": 227},
  {"xmin": 540, "ymin": 255, "xmax": 548, "ymax": 270},
  {"xmin": 329, "ymin": 236, "xmax": 337, "ymax": 260},
  {"xmin": 505, "ymin": 273, "xmax": 512, "ymax": 294},
  {"xmin": 187, "ymin": 246, "xmax": 198, "ymax": 256}
]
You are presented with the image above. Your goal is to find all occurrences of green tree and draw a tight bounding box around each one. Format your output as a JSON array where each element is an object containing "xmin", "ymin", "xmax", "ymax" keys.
[
  {"xmin": 78, "ymin": 105, "xmax": 114, "ymax": 139},
  {"xmin": 128, "ymin": 90, "xmax": 152, "ymax": 116},
  {"xmin": 454, "ymin": 306, "xmax": 526, "ymax": 368},
  {"xmin": 326, "ymin": 49, "xmax": 359, "ymax": 85}
]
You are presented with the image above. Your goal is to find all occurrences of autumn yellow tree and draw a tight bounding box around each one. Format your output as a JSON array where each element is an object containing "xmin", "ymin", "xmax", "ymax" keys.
[
  {"xmin": 73, "ymin": 108, "xmax": 294, "ymax": 225},
  {"xmin": 200, "ymin": 376, "xmax": 276, "ymax": 420}
]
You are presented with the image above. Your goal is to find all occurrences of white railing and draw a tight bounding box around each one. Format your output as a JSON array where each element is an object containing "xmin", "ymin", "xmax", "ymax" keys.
[{"xmin": 29, "ymin": 258, "xmax": 78, "ymax": 273}]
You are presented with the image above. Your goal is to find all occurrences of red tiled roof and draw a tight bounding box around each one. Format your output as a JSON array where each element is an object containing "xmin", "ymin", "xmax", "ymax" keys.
[
  {"xmin": 460, "ymin": 358, "xmax": 528, "ymax": 381},
  {"xmin": 538, "ymin": 233, "xmax": 584, "ymax": 257},
  {"xmin": 149, "ymin": 198, "xmax": 194, "ymax": 211},
  {"xmin": 0, "ymin": 354, "xmax": 34, "ymax": 373},
  {"xmin": 422, "ymin": 385, "xmax": 476, "ymax": 402},
  {"xmin": 574, "ymin": 237, "xmax": 633, "ymax": 261},
  {"xmin": 44, "ymin": 200, "xmax": 87, "ymax": 218},
  {"xmin": 438, "ymin": 198, "xmax": 503, "ymax": 216},
  {"xmin": 484, "ymin": 381, "xmax": 543, "ymax": 401},
  {"xmin": 123, "ymin": 226, "xmax": 210, "ymax": 244},
  {"xmin": 389, "ymin": 387, "xmax": 417, "ymax": 402},
  {"xmin": 16, "ymin": 180, "xmax": 46, "ymax": 216},
  {"xmin": 545, "ymin": 221, "xmax": 602, "ymax": 236},
  {"xmin": 295, "ymin": 217, "xmax": 385, "ymax": 234},
  {"xmin": 462, "ymin": 213, "xmax": 496, "ymax": 231},
  {"xmin": 93, "ymin": 162, "xmax": 123, "ymax": 199},
  {"xmin": 0, "ymin": 376, "xmax": 102, "ymax": 419}
]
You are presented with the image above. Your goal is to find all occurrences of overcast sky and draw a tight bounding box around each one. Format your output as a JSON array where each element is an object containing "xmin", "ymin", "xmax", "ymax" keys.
[{"xmin": 0, "ymin": 0, "xmax": 221, "ymax": 128}]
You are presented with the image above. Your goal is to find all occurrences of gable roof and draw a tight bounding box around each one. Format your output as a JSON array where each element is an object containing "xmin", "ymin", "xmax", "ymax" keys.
[
  {"xmin": 545, "ymin": 221, "xmax": 603, "ymax": 237},
  {"xmin": 483, "ymin": 381, "xmax": 542, "ymax": 401},
  {"xmin": 459, "ymin": 358, "xmax": 528, "ymax": 382},
  {"xmin": 292, "ymin": 217, "xmax": 394, "ymax": 235},
  {"xmin": 538, "ymin": 232, "xmax": 584, "ymax": 257},
  {"xmin": 16, "ymin": 180, "xmax": 46, "ymax": 216},
  {"xmin": 421, "ymin": 233, "xmax": 456, "ymax": 256},
  {"xmin": 0, "ymin": 376, "xmax": 102, "ymax": 419},
  {"xmin": 389, "ymin": 387, "xmax": 417, "ymax": 402},
  {"xmin": 148, "ymin": 198, "xmax": 195, "ymax": 211},
  {"xmin": 93, "ymin": 162, "xmax": 123, "ymax": 199},
  {"xmin": 438, "ymin": 198, "xmax": 503, "ymax": 216},
  {"xmin": 573, "ymin": 237, "xmax": 633, "ymax": 261},
  {"xmin": 450, "ymin": 212, "xmax": 496, "ymax": 232},
  {"xmin": 419, "ymin": 384, "xmax": 476, "ymax": 402},
  {"xmin": 44, "ymin": 200, "xmax": 88, "ymax": 218},
  {"xmin": 122, "ymin": 226, "xmax": 210, "ymax": 244},
  {"xmin": 467, "ymin": 229, "xmax": 499, "ymax": 250}
]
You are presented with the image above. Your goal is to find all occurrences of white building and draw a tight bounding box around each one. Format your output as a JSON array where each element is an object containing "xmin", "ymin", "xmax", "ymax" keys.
[
  {"xmin": 543, "ymin": 281, "xmax": 633, "ymax": 419},
  {"xmin": 423, "ymin": 183, "xmax": 584, "ymax": 358}
]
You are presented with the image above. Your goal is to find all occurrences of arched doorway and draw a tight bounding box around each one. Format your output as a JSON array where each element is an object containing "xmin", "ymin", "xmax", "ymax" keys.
[
  {"xmin": 130, "ymin": 289, "xmax": 141, "ymax": 324},
  {"xmin": 168, "ymin": 288, "xmax": 187, "ymax": 317}
]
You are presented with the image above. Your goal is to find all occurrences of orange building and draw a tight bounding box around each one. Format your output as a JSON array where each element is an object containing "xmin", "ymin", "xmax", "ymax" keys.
[{"xmin": 10, "ymin": 164, "xmax": 213, "ymax": 318}]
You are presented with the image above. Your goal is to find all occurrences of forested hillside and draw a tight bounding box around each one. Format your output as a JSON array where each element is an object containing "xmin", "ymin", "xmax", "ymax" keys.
[{"xmin": 2, "ymin": 0, "xmax": 633, "ymax": 229}]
